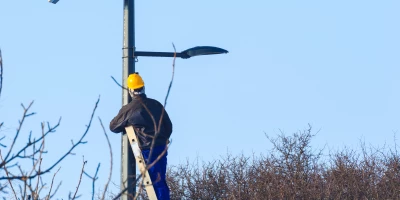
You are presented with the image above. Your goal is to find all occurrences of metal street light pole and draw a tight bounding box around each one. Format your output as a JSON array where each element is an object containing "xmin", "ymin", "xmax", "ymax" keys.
[{"xmin": 121, "ymin": 0, "xmax": 136, "ymax": 199}]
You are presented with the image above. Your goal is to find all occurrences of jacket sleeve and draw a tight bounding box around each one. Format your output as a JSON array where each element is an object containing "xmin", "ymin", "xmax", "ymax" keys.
[{"xmin": 109, "ymin": 105, "xmax": 130, "ymax": 133}]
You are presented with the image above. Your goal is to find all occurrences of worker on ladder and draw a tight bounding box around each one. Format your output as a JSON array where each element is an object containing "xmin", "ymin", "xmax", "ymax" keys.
[{"xmin": 110, "ymin": 72, "xmax": 172, "ymax": 200}]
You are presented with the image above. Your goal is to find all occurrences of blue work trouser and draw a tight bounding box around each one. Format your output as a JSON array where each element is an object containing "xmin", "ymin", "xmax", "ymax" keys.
[{"xmin": 141, "ymin": 145, "xmax": 170, "ymax": 200}]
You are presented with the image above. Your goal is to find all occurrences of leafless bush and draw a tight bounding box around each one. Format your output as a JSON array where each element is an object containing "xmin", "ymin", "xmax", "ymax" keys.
[{"xmin": 167, "ymin": 125, "xmax": 400, "ymax": 200}]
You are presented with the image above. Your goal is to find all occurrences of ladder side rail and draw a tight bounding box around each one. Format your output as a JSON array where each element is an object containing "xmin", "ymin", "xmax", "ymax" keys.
[{"xmin": 125, "ymin": 126, "xmax": 158, "ymax": 200}]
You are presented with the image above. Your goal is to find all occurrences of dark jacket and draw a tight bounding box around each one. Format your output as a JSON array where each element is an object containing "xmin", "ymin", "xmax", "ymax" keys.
[{"xmin": 110, "ymin": 94, "xmax": 173, "ymax": 150}]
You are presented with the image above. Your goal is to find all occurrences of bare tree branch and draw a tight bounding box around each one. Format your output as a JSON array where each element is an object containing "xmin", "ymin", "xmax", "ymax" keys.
[
  {"xmin": 98, "ymin": 117, "xmax": 113, "ymax": 200},
  {"xmin": 162, "ymin": 43, "xmax": 177, "ymax": 109},
  {"xmin": 72, "ymin": 157, "xmax": 87, "ymax": 200},
  {"xmin": 147, "ymin": 43, "xmax": 177, "ymax": 174},
  {"xmin": 0, "ymin": 97, "xmax": 100, "ymax": 181},
  {"xmin": 8, "ymin": 118, "xmax": 62, "ymax": 165},
  {"xmin": 17, "ymin": 166, "xmax": 27, "ymax": 199},
  {"xmin": 0, "ymin": 48, "xmax": 3, "ymax": 99},
  {"xmin": 2, "ymin": 101, "xmax": 36, "ymax": 166},
  {"xmin": 146, "ymin": 143, "xmax": 170, "ymax": 170},
  {"xmin": 33, "ymin": 122, "xmax": 47, "ymax": 198},
  {"xmin": 43, "ymin": 97, "xmax": 99, "ymax": 177},
  {"xmin": 46, "ymin": 167, "xmax": 60, "ymax": 200},
  {"xmin": 0, "ymin": 150, "xmax": 18, "ymax": 199},
  {"xmin": 111, "ymin": 76, "xmax": 128, "ymax": 91},
  {"xmin": 84, "ymin": 163, "xmax": 100, "ymax": 200},
  {"xmin": 49, "ymin": 181, "xmax": 62, "ymax": 199}
]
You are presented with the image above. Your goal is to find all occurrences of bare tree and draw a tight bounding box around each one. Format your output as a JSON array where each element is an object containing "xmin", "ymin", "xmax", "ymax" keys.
[{"xmin": 0, "ymin": 50, "xmax": 103, "ymax": 199}]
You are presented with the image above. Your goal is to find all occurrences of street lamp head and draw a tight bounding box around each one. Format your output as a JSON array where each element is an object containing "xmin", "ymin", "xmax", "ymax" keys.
[
  {"xmin": 180, "ymin": 46, "xmax": 228, "ymax": 59},
  {"xmin": 48, "ymin": 0, "xmax": 59, "ymax": 4}
]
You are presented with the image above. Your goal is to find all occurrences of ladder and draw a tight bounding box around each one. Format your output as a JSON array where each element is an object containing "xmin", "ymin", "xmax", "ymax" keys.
[{"xmin": 125, "ymin": 126, "xmax": 158, "ymax": 200}]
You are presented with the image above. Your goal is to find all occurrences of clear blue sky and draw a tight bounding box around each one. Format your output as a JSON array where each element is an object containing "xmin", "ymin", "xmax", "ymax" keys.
[{"xmin": 1, "ymin": 0, "xmax": 399, "ymax": 198}]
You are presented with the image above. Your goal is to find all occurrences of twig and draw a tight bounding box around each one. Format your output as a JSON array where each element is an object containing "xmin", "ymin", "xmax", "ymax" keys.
[
  {"xmin": 147, "ymin": 43, "xmax": 177, "ymax": 174},
  {"xmin": 49, "ymin": 181, "xmax": 62, "ymax": 199},
  {"xmin": 112, "ymin": 172, "xmax": 146, "ymax": 200},
  {"xmin": 18, "ymin": 166, "xmax": 27, "ymax": 199},
  {"xmin": 83, "ymin": 163, "xmax": 100, "ymax": 200},
  {"xmin": 9, "ymin": 119, "xmax": 62, "ymax": 165},
  {"xmin": 44, "ymin": 97, "xmax": 99, "ymax": 173},
  {"xmin": 98, "ymin": 117, "xmax": 113, "ymax": 200},
  {"xmin": 2, "ymin": 101, "xmax": 35, "ymax": 166},
  {"xmin": 111, "ymin": 76, "xmax": 128, "ymax": 90},
  {"xmin": 37, "ymin": 176, "xmax": 47, "ymax": 197},
  {"xmin": 146, "ymin": 143, "xmax": 170, "ymax": 170},
  {"xmin": 0, "ymin": 48, "xmax": 3, "ymax": 99},
  {"xmin": 134, "ymin": 179, "xmax": 144, "ymax": 200},
  {"xmin": 46, "ymin": 167, "xmax": 61, "ymax": 200},
  {"xmin": 33, "ymin": 158, "xmax": 43, "ymax": 198},
  {"xmin": 72, "ymin": 157, "xmax": 87, "ymax": 200},
  {"xmin": 162, "ymin": 43, "xmax": 177, "ymax": 110},
  {"xmin": 0, "ymin": 150, "xmax": 18, "ymax": 199},
  {"xmin": 34, "ymin": 122, "xmax": 47, "ymax": 197}
]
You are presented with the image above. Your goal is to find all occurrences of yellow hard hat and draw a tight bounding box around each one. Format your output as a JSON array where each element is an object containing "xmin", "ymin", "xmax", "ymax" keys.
[{"xmin": 127, "ymin": 72, "xmax": 144, "ymax": 89}]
